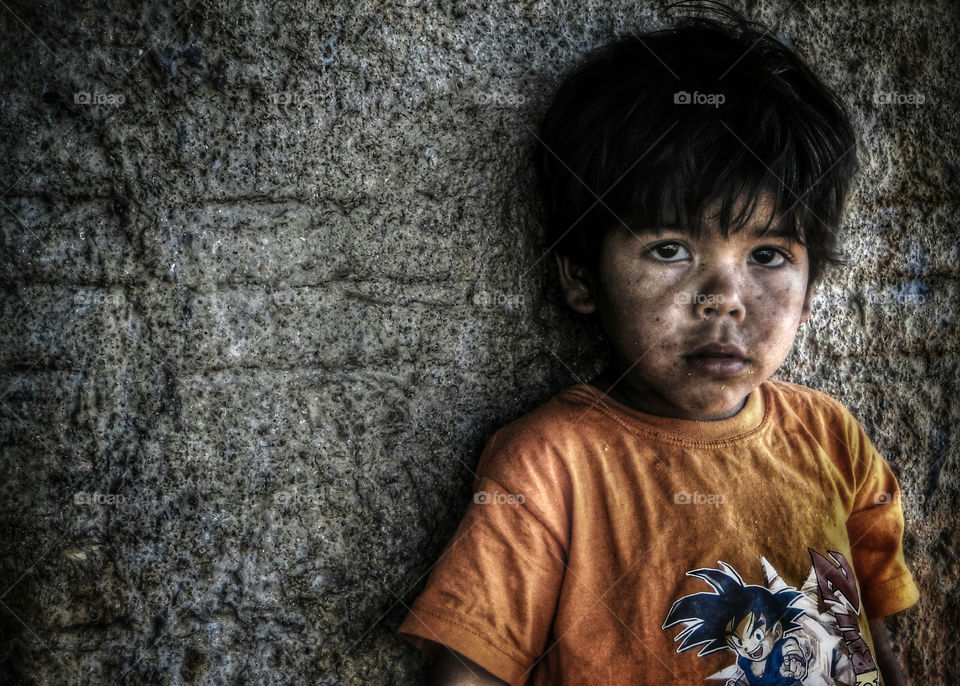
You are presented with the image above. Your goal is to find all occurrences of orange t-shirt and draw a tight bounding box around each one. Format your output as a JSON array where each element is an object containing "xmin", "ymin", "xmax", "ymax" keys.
[{"xmin": 399, "ymin": 379, "xmax": 919, "ymax": 685}]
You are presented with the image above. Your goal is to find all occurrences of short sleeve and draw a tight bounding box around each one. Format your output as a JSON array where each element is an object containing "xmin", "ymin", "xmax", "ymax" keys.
[
  {"xmin": 843, "ymin": 414, "xmax": 920, "ymax": 619},
  {"xmin": 398, "ymin": 437, "xmax": 568, "ymax": 685}
]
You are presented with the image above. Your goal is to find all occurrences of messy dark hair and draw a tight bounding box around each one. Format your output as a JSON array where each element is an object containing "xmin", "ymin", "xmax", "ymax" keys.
[{"xmin": 533, "ymin": 1, "xmax": 858, "ymax": 285}]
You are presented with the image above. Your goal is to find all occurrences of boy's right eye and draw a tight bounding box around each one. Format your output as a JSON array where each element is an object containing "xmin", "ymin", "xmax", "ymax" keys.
[{"xmin": 647, "ymin": 241, "xmax": 690, "ymax": 262}]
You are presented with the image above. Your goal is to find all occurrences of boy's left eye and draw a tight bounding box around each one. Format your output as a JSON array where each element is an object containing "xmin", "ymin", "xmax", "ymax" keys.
[
  {"xmin": 647, "ymin": 242, "xmax": 690, "ymax": 262},
  {"xmin": 749, "ymin": 247, "xmax": 787, "ymax": 266}
]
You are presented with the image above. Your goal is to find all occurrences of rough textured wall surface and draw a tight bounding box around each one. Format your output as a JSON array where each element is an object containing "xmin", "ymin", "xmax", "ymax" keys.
[{"xmin": 0, "ymin": 0, "xmax": 957, "ymax": 683}]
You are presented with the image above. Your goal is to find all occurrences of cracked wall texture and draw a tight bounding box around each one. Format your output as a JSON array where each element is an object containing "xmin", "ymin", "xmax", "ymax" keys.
[{"xmin": 0, "ymin": 0, "xmax": 957, "ymax": 683}]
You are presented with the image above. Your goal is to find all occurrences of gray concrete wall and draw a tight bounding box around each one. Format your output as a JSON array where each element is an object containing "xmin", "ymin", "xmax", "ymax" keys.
[{"xmin": 0, "ymin": 1, "xmax": 956, "ymax": 683}]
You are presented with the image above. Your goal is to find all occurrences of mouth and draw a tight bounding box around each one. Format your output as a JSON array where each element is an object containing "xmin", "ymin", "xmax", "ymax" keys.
[
  {"xmin": 684, "ymin": 343, "xmax": 749, "ymax": 378},
  {"xmin": 749, "ymin": 644, "xmax": 764, "ymax": 659}
]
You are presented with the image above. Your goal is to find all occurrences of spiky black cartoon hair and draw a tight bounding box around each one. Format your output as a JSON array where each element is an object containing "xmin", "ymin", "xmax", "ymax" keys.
[{"xmin": 662, "ymin": 561, "xmax": 807, "ymax": 656}]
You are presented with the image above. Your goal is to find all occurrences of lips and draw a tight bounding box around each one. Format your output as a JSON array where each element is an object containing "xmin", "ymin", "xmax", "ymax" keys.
[
  {"xmin": 685, "ymin": 342, "xmax": 749, "ymax": 378},
  {"xmin": 689, "ymin": 342, "xmax": 748, "ymax": 358}
]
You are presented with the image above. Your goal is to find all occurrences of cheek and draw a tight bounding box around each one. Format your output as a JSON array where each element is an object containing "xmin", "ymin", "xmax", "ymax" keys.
[
  {"xmin": 754, "ymin": 279, "xmax": 799, "ymax": 310},
  {"xmin": 751, "ymin": 281, "xmax": 809, "ymax": 333},
  {"xmin": 603, "ymin": 280, "xmax": 677, "ymax": 331},
  {"xmin": 763, "ymin": 272, "xmax": 809, "ymax": 309}
]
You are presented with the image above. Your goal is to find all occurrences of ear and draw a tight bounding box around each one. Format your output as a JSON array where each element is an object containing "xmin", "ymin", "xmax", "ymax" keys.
[
  {"xmin": 799, "ymin": 281, "xmax": 816, "ymax": 323},
  {"xmin": 554, "ymin": 252, "xmax": 598, "ymax": 315}
]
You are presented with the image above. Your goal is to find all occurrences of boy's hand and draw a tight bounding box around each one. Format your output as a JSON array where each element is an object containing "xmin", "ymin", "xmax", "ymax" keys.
[
  {"xmin": 426, "ymin": 643, "xmax": 508, "ymax": 686},
  {"xmin": 869, "ymin": 617, "xmax": 912, "ymax": 686}
]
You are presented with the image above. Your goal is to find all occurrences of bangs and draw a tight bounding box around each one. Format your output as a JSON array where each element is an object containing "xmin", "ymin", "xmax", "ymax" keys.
[{"xmin": 616, "ymin": 111, "xmax": 841, "ymax": 245}]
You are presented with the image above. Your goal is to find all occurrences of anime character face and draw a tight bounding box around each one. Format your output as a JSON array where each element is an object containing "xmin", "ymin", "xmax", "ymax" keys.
[{"xmin": 725, "ymin": 612, "xmax": 784, "ymax": 662}]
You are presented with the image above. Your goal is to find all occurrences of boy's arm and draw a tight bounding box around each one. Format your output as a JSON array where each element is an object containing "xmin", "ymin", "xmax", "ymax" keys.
[
  {"xmin": 426, "ymin": 643, "xmax": 508, "ymax": 686},
  {"xmin": 869, "ymin": 617, "xmax": 911, "ymax": 686}
]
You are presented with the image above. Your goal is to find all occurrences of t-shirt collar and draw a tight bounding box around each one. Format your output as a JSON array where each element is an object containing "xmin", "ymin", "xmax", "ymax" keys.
[{"xmin": 569, "ymin": 382, "xmax": 767, "ymax": 443}]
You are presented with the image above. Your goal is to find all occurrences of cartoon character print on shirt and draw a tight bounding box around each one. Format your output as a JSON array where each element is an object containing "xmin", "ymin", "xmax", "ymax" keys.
[{"xmin": 662, "ymin": 549, "xmax": 880, "ymax": 686}]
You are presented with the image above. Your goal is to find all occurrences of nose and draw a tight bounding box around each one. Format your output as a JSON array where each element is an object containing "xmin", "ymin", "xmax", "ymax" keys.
[{"xmin": 692, "ymin": 267, "xmax": 745, "ymax": 322}]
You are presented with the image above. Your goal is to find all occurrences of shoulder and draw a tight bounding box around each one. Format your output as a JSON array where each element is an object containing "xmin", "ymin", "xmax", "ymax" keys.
[
  {"xmin": 761, "ymin": 379, "xmax": 877, "ymax": 466},
  {"xmin": 761, "ymin": 378, "xmax": 858, "ymax": 425},
  {"xmin": 485, "ymin": 386, "xmax": 604, "ymax": 455},
  {"xmin": 470, "ymin": 387, "xmax": 607, "ymax": 549},
  {"xmin": 474, "ymin": 386, "xmax": 610, "ymax": 494}
]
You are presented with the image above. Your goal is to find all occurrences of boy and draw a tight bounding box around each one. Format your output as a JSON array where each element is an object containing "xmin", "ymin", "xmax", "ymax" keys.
[{"xmin": 399, "ymin": 5, "xmax": 918, "ymax": 685}]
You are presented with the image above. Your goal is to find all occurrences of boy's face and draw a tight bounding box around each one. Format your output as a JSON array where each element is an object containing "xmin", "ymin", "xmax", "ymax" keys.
[{"xmin": 557, "ymin": 195, "xmax": 814, "ymax": 421}]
